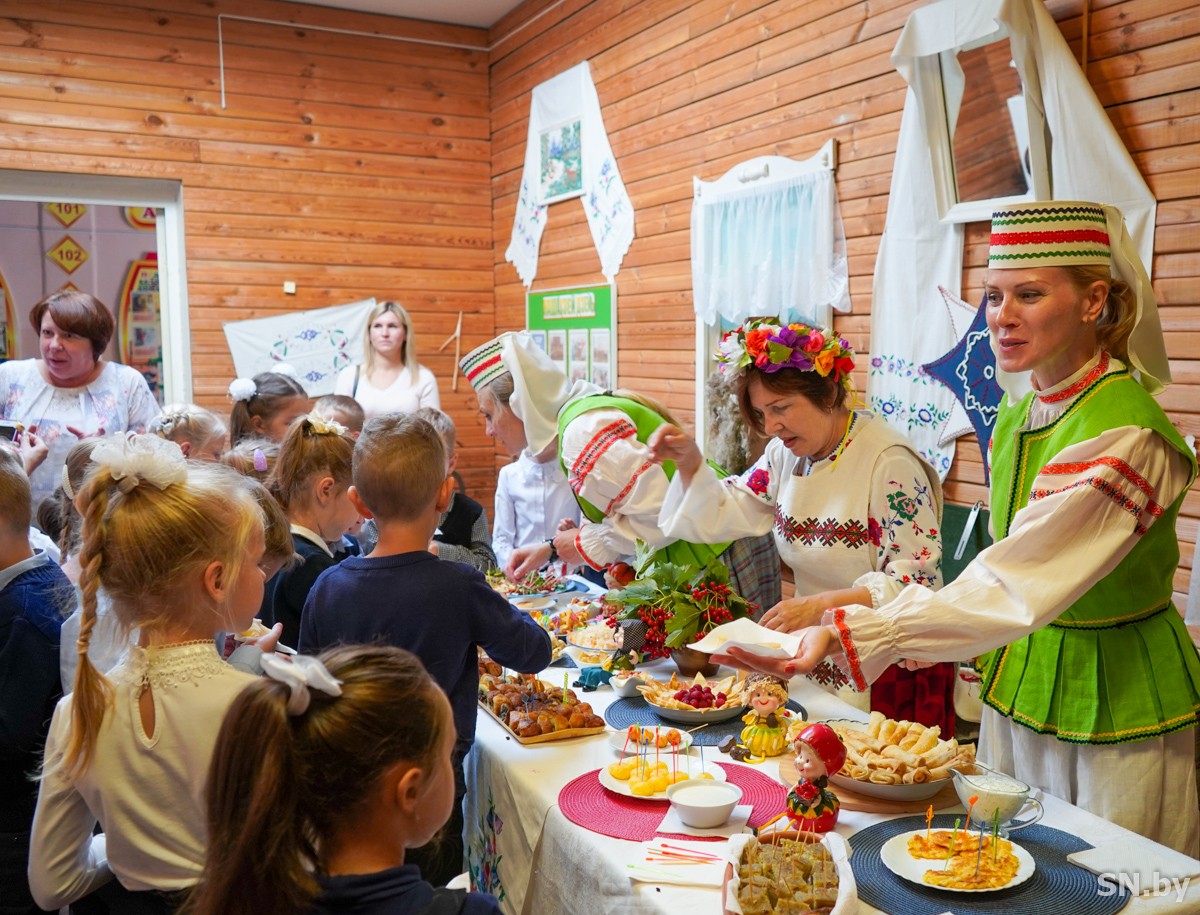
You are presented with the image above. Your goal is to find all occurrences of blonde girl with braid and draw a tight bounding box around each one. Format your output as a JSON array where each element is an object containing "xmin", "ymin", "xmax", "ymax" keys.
[
  {"xmin": 28, "ymin": 434, "xmax": 281, "ymax": 913},
  {"xmin": 149, "ymin": 403, "xmax": 227, "ymax": 461}
]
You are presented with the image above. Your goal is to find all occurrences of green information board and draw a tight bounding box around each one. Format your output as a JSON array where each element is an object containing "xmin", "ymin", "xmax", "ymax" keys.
[{"xmin": 525, "ymin": 283, "xmax": 615, "ymax": 389}]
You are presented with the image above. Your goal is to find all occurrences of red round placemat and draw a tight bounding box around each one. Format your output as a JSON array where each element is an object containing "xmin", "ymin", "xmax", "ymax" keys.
[{"xmin": 557, "ymin": 761, "xmax": 787, "ymax": 842}]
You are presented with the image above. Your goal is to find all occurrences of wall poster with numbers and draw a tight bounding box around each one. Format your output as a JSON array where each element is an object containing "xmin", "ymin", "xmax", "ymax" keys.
[{"xmin": 525, "ymin": 283, "xmax": 615, "ymax": 390}]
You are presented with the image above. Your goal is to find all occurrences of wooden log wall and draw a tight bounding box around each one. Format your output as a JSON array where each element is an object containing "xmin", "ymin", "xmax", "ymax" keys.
[
  {"xmin": 1, "ymin": 0, "xmax": 1194, "ymax": 600},
  {"xmin": 487, "ymin": 0, "xmax": 1200, "ymax": 605},
  {"xmin": 0, "ymin": 0, "xmax": 500, "ymax": 497}
]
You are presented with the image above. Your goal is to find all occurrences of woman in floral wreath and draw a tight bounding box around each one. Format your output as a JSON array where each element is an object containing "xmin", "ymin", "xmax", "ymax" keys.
[{"xmin": 648, "ymin": 319, "xmax": 955, "ymax": 734}]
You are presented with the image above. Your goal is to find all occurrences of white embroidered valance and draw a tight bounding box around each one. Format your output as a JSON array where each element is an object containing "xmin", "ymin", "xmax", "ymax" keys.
[
  {"xmin": 691, "ymin": 153, "xmax": 849, "ymax": 328},
  {"xmin": 505, "ymin": 61, "xmax": 634, "ymax": 287}
]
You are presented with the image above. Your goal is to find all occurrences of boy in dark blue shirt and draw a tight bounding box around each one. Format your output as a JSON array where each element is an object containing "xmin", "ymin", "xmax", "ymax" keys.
[
  {"xmin": 0, "ymin": 447, "xmax": 71, "ymax": 914},
  {"xmin": 300, "ymin": 413, "xmax": 551, "ymax": 887}
]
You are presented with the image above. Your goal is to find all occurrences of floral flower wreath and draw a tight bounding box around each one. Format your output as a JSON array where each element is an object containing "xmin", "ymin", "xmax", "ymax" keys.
[{"xmin": 715, "ymin": 319, "xmax": 856, "ymax": 390}]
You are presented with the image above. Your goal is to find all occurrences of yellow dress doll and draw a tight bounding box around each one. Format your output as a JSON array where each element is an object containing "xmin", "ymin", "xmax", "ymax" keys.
[{"xmin": 721, "ymin": 673, "xmax": 791, "ymax": 760}]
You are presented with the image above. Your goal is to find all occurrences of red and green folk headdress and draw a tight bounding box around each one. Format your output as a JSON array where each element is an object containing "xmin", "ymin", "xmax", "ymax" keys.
[{"xmin": 715, "ymin": 319, "xmax": 855, "ymax": 390}]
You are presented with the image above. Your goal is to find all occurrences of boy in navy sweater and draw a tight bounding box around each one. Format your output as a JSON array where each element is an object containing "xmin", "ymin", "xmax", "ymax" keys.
[
  {"xmin": 0, "ymin": 447, "xmax": 71, "ymax": 914},
  {"xmin": 299, "ymin": 413, "xmax": 551, "ymax": 887}
]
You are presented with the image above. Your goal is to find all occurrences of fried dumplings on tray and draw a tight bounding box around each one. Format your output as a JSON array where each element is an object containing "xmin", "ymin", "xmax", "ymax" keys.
[{"xmin": 828, "ymin": 710, "xmax": 975, "ymax": 786}]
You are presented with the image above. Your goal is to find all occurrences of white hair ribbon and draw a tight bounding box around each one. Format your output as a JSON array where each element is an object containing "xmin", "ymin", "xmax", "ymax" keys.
[
  {"xmin": 261, "ymin": 653, "xmax": 343, "ymax": 716},
  {"xmin": 304, "ymin": 412, "xmax": 347, "ymax": 437},
  {"xmin": 89, "ymin": 433, "xmax": 187, "ymax": 493},
  {"xmin": 228, "ymin": 378, "xmax": 257, "ymax": 402},
  {"xmin": 61, "ymin": 463, "xmax": 75, "ymax": 500}
]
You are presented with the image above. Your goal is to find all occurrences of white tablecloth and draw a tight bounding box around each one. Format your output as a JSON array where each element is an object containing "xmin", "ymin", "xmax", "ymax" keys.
[{"xmin": 465, "ymin": 658, "xmax": 1200, "ymax": 914}]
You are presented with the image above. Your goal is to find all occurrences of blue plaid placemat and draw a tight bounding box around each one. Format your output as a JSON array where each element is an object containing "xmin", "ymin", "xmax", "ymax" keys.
[{"xmin": 848, "ymin": 814, "xmax": 1130, "ymax": 914}]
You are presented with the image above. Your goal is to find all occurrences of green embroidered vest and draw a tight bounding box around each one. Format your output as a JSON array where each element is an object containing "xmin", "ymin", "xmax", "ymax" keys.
[
  {"xmin": 557, "ymin": 394, "xmax": 730, "ymax": 568},
  {"xmin": 979, "ymin": 365, "xmax": 1200, "ymax": 744}
]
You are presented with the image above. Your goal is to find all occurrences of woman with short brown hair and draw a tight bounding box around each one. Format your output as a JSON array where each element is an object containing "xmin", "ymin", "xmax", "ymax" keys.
[{"xmin": 0, "ymin": 291, "xmax": 159, "ymax": 507}]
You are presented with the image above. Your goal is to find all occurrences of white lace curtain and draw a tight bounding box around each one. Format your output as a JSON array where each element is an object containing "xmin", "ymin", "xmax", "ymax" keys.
[{"xmin": 691, "ymin": 165, "xmax": 850, "ymax": 328}]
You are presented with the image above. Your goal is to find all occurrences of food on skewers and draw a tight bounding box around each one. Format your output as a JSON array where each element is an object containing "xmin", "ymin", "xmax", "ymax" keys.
[
  {"xmin": 734, "ymin": 835, "xmax": 839, "ymax": 914},
  {"xmin": 908, "ymin": 830, "xmax": 1020, "ymax": 889},
  {"xmin": 625, "ymin": 725, "xmax": 683, "ymax": 749}
]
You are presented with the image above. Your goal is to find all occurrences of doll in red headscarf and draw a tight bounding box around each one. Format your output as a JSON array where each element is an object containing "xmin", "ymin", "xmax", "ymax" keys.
[{"xmin": 785, "ymin": 722, "xmax": 847, "ymax": 833}]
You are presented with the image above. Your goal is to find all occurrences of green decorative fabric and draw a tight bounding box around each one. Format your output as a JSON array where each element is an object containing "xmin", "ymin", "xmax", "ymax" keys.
[
  {"xmin": 556, "ymin": 394, "xmax": 730, "ymax": 567},
  {"xmin": 979, "ymin": 366, "xmax": 1200, "ymax": 744}
]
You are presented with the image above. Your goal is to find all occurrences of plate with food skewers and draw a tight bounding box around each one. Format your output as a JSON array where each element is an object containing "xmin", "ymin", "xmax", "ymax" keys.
[{"xmin": 879, "ymin": 827, "xmax": 1035, "ymax": 892}]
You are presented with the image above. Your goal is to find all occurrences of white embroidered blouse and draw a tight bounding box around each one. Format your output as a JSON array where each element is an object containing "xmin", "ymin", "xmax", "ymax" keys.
[
  {"xmin": 659, "ymin": 411, "xmax": 943, "ymax": 606},
  {"xmin": 29, "ymin": 641, "xmax": 258, "ymax": 907}
]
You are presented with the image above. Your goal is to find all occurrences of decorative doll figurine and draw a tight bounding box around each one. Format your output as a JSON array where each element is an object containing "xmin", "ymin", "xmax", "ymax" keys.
[
  {"xmin": 604, "ymin": 619, "xmax": 646, "ymax": 673},
  {"xmin": 737, "ymin": 673, "xmax": 791, "ymax": 758},
  {"xmin": 785, "ymin": 722, "xmax": 847, "ymax": 833}
]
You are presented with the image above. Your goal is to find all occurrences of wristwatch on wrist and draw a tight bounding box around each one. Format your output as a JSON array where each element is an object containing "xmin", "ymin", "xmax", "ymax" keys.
[{"xmin": 545, "ymin": 538, "xmax": 559, "ymax": 563}]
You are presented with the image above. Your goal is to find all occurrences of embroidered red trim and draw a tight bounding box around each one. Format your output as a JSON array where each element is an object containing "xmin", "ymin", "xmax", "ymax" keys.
[
  {"xmin": 1029, "ymin": 476, "xmax": 1152, "ymax": 535},
  {"xmin": 990, "ymin": 228, "xmax": 1110, "ymax": 248},
  {"xmin": 1038, "ymin": 454, "xmax": 1162, "ymax": 515},
  {"xmin": 831, "ymin": 608, "xmax": 867, "ymax": 692},
  {"xmin": 575, "ymin": 531, "xmax": 603, "ymax": 571},
  {"xmin": 606, "ymin": 460, "xmax": 653, "ymax": 515},
  {"xmin": 1037, "ymin": 352, "xmax": 1109, "ymax": 404},
  {"xmin": 571, "ymin": 419, "xmax": 637, "ymax": 485}
]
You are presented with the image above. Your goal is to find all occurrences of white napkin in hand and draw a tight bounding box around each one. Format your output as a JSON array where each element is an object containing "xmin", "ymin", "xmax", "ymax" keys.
[
  {"xmin": 689, "ymin": 618, "xmax": 802, "ymax": 659},
  {"xmin": 1067, "ymin": 837, "xmax": 1200, "ymax": 895},
  {"xmin": 627, "ymin": 839, "xmax": 727, "ymax": 887},
  {"xmin": 658, "ymin": 803, "xmax": 752, "ymax": 838}
]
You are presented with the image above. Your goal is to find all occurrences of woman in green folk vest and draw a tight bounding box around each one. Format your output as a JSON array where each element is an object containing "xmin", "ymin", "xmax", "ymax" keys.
[
  {"xmin": 458, "ymin": 332, "xmax": 780, "ymax": 616},
  {"xmin": 712, "ymin": 200, "xmax": 1200, "ymax": 855}
]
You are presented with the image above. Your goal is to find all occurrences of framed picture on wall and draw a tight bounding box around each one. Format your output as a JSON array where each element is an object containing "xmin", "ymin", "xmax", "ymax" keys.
[
  {"xmin": 526, "ymin": 284, "xmax": 615, "ymax": 389},
  {"xmin": 540, "ymin": 119, "xmax": 583, "ymax": 204}
]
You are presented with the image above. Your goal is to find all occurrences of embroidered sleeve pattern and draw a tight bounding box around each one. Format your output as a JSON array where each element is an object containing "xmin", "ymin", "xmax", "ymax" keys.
[
  {"xmin": 868, "ymin": 473, "xmax": 941, "ymax": 588},
  {"xmin": 1032, "ymin": 456, "xmax": 1164, "ymax": 535},
  {"xmin": 831, "ymin": 608, "xmax": 868, "ymax": 692},
  {"xmin": 569, "ymin": 418, "xmax": 637, "ymax": 494}
]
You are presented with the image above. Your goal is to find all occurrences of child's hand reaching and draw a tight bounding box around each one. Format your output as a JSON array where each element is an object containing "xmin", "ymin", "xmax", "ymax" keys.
[{"xmin": 251, "ymin": 622, "xmax": 284, "ymax": 654}]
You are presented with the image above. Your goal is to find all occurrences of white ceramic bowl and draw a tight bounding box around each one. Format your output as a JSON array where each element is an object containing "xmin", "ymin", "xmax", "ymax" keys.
[
  {"xmin": 610, "ymin": 671, "xmax": 648, "ymax": 697},
  {"xmin": 644, "ymin": 701, "xmax": 746, "ymax": 724},
  {"xmin": 666, "ymin": 779, "xmax": 743, "ymax": 828}
]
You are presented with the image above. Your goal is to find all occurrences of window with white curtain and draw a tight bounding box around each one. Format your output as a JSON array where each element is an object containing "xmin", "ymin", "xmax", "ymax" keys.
[{"xmin": 691, "ymin": 156, "xmax": 849, "ymax": 329}]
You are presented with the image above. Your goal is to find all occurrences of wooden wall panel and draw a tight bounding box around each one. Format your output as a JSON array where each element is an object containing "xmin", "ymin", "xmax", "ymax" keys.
[
  {"xmin": 0, "ymin": 0, "xmax": 496, "ymax": 502},
  {"xmin": 487, "ymin": 0, "xmax": 1199, "ymax": 604}
]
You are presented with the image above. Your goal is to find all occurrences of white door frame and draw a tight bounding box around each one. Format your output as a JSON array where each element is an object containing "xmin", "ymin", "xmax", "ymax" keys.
[{"xmin": 0, "ymin": 169, "xmax": 192, "ymax": 403}]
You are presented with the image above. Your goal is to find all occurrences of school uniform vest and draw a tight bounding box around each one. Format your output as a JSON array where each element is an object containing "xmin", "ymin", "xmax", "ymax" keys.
[{"xmin": 979, "ymin": 364, "xmax": 1200, "ymax": 744}]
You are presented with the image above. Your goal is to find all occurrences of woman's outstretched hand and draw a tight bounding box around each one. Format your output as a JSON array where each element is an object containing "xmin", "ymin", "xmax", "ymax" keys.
[
  {"xmin": 645, "ymin": 424, "xmax": 704, "ymax": 484},
  {"xmin": 760, "ymin": 595, "xmax": 831, "ymax": 633},
  {"xmin": 710, "ymin": 625, "xmax": 842, "ymax": 679}
]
